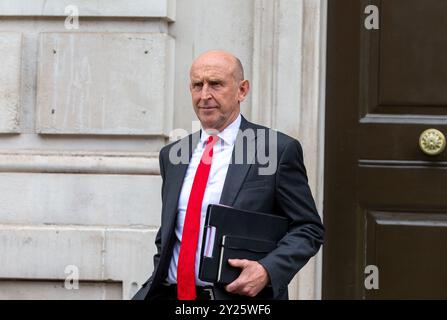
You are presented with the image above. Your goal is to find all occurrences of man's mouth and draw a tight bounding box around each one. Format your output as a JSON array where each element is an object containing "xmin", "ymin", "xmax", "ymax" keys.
[{"xmin": 199, "ymin": 106, "xmax": 218, "ymax": 110}]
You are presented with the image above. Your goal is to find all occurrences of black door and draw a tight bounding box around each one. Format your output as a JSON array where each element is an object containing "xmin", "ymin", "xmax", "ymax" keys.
[{"xmin": 324, "ymin": 0, "xmax": 447, "ymax": 299}]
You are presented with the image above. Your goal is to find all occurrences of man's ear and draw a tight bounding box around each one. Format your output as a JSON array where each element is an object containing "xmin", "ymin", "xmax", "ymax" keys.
[{"xmin": 238, "ymin": 80, "xmax": 250, "ymax": 102}]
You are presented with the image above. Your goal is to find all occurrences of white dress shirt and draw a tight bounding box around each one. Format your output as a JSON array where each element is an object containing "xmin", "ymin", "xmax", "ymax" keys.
[{"xmin": 166, "ymin": 114, "xmax": 241, "ymax": 286}]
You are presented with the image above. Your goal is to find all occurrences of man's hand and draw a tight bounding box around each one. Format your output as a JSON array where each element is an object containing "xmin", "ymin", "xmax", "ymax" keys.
[{"xmin": 224, "ymin": 259, "xmax": 270, "ymax": 297}]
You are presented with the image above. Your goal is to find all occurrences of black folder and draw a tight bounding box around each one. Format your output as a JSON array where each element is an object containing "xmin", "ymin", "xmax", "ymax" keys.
[
  {"xmin": 198, "ymin": 204, "xmax": 288, "ymax": 284},
  {"xmin": 217, "ymin": 235, "xmax": 277, "ymax": 283}
]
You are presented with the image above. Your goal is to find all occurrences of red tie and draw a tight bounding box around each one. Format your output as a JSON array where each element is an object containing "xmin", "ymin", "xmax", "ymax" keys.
[{"xmin": 177, "ymin": 135, "xmax": 219, "ymax": 300}]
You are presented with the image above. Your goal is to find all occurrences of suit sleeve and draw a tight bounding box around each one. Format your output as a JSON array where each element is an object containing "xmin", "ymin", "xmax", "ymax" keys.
[
  {"xmin": 143, "ymin": 148, "xmax": 166, "ymax": 288},
  {"xmin": 257, "ymin": 139, "xmax": 324, "ymax": 298}
]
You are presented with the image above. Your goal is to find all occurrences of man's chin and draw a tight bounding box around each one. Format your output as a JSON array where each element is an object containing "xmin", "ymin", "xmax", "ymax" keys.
[{"xmin": 199, "ymin": 119, "xmax": 223, "ymax": 132}]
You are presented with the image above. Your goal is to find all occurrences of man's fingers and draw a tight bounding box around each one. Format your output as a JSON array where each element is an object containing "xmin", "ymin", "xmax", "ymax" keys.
[
  {"xmin": 227, "ymin": 259, "xmax": 248, "ymax": 268},
  {"xmin": 225, "ymin": 262, "xmax": 250, "ymax": 293},
  {"xmin": 225, "ymin": 260, "xmax": 266, "ymax": 296},
  {"xmin": 225, "ymin": 279, "xmax": 241, "ymax": 293}
]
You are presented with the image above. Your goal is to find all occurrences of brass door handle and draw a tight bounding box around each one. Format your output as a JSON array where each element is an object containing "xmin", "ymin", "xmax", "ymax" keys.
[{"xmin": 419, "ymin": 128, "xmax": 446, "ymax": 156}]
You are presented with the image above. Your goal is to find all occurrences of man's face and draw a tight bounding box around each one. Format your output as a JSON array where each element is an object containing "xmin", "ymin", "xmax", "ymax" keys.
[{"xmin": 189, "ymin": 54, "xmax": 249, "ymax": 132}]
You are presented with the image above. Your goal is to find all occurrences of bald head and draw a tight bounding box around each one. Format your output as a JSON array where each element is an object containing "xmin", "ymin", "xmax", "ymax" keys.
[
  {"xmin": 191, "ymin": 50, "xmax": 244, "ymax": 82},
  {"xmin": 188, "ymin": 49, "xmax": 250, "ymax": 132}
]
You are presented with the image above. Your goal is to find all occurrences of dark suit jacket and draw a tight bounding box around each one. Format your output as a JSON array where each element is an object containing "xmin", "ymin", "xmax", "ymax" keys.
[{"xmin": 133, "ymin": 116, "xmax": 324, "ymax": 300}]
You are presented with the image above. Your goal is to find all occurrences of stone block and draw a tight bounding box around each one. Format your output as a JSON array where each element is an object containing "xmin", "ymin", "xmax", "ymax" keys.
[
  {"xmin": 0, "ymin": 32, "xmax": 22, "ymax": 133},
  {"xmin": 0, "ymin": 280, "xmax": 122, "ymax": 300},
  {"xmin": 0, "ymin": 0, "xmax": 175, "ymax": 20},
  {"xmin": 36, "ymin": 32, "xmax": 174, "ymax": 136},
  {"xmin": 0, "ymin": 173, "xmax": 162, "ymax": 226},
  {"xmin": 0, "ymin": 224, "xmax": 157, "ymax": 300}
]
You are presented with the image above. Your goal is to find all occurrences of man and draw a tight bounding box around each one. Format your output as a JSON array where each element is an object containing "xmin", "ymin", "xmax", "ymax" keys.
[{"xmin": 133, "ymin": 50, "xmax": 324, "ymax": 300}]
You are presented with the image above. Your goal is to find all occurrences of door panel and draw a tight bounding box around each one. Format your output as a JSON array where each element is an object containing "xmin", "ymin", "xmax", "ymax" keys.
[
  {"xmin": 379, "ymin": 0, "xmax": 447, "ymax": 106},
  {"xmin": 359, "ymin": 165, "xmax": 447, "ymax": 208},
  {"xmin": 324, "ymin": 0, "xmax": 447, "ymax": 299},
  {"xmin": 366, "ymin": 211, "xmax": 447, "ymax": 299}
]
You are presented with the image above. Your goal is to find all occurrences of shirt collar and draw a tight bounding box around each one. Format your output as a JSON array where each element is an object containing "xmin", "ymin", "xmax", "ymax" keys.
[{"xmin": 200, "ymin": 113, "xmax": 241, "ymax": 146}]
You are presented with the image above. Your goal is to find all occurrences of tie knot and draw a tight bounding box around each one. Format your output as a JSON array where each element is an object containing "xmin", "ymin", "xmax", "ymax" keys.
[{"xmin": 207, "ymin": 135, "xmax": 218, "ymax": 145}]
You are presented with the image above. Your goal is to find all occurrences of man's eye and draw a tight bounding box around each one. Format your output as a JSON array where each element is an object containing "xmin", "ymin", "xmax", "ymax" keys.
[
  {"xmin": 193, "ymin": 83, "xmax": 203, "ymax": 89},
  {"xmin": 210, "ymin": 82, "xmax": 222, "ymax": 87}
]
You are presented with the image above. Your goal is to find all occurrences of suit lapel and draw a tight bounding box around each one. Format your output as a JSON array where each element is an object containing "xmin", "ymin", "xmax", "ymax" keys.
[
  {"xmin": 163, "ymin": 132, "xmax": 200, "ymax": 242},
  {"xmin": 219, "ymin": 116, "xmax": 257, "ymax": 206}
]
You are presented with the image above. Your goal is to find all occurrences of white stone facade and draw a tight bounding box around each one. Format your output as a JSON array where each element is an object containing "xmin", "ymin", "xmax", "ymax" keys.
[{"xmin": 0, "ymin": 0, "xmax": 326, "ymax": 299}]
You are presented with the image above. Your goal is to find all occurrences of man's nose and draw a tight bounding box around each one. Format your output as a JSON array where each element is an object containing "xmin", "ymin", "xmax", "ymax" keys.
[{"xmin": 200, "ymin": 83, "xmax": 211, "ymax": 99}]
